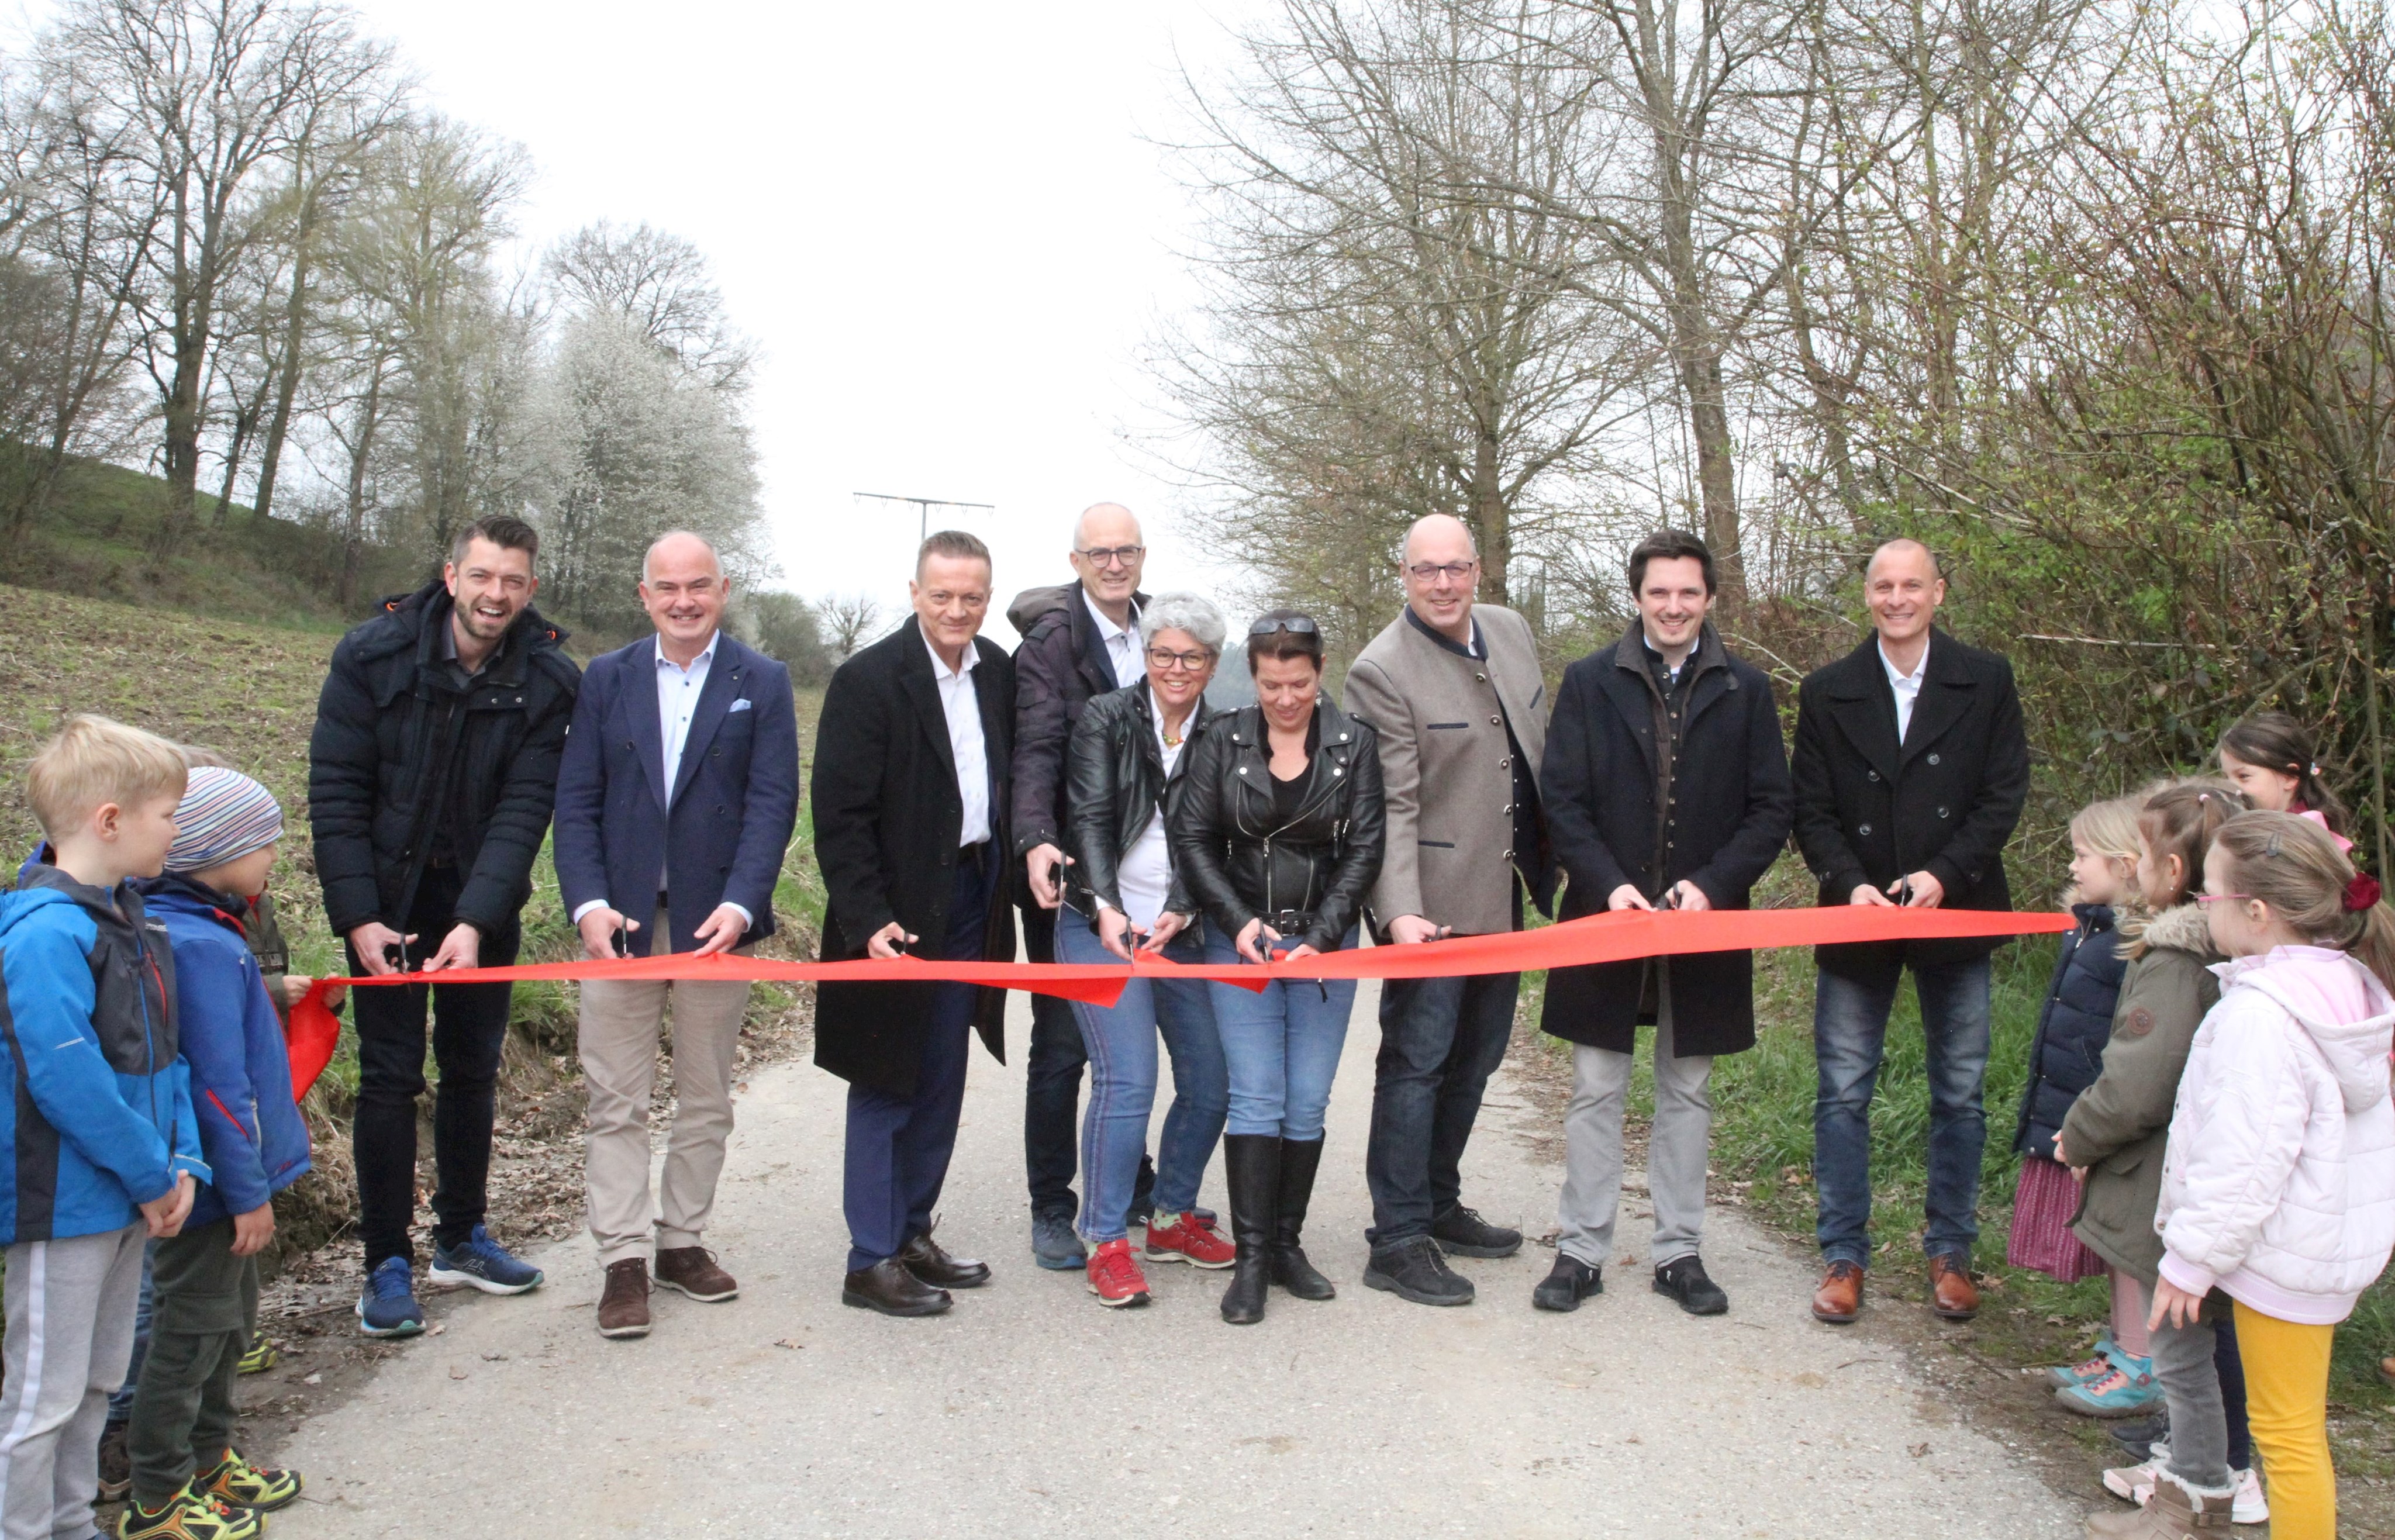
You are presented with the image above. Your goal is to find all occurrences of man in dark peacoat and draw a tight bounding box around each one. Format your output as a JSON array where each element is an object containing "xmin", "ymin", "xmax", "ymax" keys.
[
  {"xmin": 1791, "ymin": 537, "xmax": 2030, "ymax": 1327},
  {"xmin": 812, "ymin": 533, "xmax": 1017, "ymax": 1317},
  {"xmin": 1534, "ymin": 530, "xmax": 1791, "ymax": 1317}
]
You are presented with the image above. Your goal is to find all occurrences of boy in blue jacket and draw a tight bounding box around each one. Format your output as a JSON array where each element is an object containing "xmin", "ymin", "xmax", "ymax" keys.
[
  {"xmin": 0, "ymin": 716, "xmax": 206, "ymax": 1540},
  {"xmin": 119, "ymin": 767, "xmax": 313, "ymax": 1540}
]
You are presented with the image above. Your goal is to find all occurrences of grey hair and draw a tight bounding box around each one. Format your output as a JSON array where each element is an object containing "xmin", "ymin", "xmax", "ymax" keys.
[
  {"xmin": 643, "ymin": 530, "xmax": 723, "ymax": 583},
  {"xmin": 1138, "ymin": 591, "xmax": 1227, "ymax": 653}
]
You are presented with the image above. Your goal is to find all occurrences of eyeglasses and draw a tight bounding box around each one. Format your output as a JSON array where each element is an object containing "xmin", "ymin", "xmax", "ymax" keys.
[
  {"xmin": 1147, "ymin": 646, "xmax": 1214, "ymax": 672},
  {"xmin": 1075, "ymin": 545, "xmax": 1145, "ymax": 569},
  {"xmin": 1249, "ymin": 616, "xmax": 1320, "ymax": 637},
  {"xmin": 2196, "ymin": 893, "xmax": 2253, "ymax": 904},
  {"xmin": 1407, "ymin": 561, "xmax": 1478, "ymax": 582}
]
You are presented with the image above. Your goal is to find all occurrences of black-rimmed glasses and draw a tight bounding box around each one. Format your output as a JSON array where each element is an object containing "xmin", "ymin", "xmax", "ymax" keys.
[
  {"xmin": 1147, "ymin": 646, "xmax": 1214, "ymax": 672},
  {"xmin": 1076, "ymin": 545, "xmax": 1145, "ymax": 569}
]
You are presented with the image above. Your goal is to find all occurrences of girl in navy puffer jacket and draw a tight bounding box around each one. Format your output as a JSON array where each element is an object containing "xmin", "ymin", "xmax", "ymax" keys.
[{"xmin": 2009, "ymin": 800, "xmax": 2139, "ymax": 1375}]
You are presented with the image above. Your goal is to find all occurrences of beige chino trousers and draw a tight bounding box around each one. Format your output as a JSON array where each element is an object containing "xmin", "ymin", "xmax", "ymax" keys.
[{"xmin": 579, "ymin": 906, "xmax": 751, "ymax": 1266}]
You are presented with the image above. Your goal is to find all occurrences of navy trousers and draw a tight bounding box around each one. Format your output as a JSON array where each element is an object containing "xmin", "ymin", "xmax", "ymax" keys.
[{"xmin": 842, "ymin": 848, "xmax": 994, "ymax": 1274}]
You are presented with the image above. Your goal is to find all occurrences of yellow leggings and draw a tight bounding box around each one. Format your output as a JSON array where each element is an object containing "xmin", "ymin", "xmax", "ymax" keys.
[{"xmin": 2231, "ymin": 1300, "xmax": 2338, "ymax": 1540}]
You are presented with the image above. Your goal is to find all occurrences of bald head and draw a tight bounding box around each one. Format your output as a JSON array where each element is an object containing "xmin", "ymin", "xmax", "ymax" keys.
[
  {"xmin": 1402, "ymin": 514, "xmax": 1478, "ymax": 568},
  {"xmin": 640, "ymin": 531, "xmax": 729, "ymax": 664},
  {"xmin": 1865, "ymin": 538, "xmax": 1937, "ymax": 585},
  {"xmin": 643, "ymin": 530, "xmax": 722, "ymax": 583},
  {"xmin": 1074, "ymin": 502, "xmax": 1142, "ymax": 550},
  {"xmin": 1862, "ymin": 537, "xmax": 1945, "ymax": 655}
]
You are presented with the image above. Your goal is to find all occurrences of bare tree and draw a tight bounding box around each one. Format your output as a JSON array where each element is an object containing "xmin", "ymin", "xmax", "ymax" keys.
[{"xmin": 817, "ymin": 591, "xmax": 886, "ymax": 658}]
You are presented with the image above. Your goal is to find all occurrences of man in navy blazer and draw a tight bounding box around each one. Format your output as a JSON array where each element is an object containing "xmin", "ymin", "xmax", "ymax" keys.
[{"xmin": 551, "ymin": 531, "xmax": 800, "ymax": 1339}]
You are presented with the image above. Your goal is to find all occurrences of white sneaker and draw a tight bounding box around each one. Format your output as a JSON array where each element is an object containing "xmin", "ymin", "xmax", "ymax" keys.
[{"xmin": 2102, "ymin": 1451, "xmax": 2268, "ymax": 1526}]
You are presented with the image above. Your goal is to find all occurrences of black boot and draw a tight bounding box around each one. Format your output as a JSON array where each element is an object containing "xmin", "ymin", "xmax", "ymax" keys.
[
  {"xmin": 1220, "ymin": 1134, "xmax": 1279, "ymax": 1325},
  {"xmin": 1270, "ymin": 1137, "xmax": 1335, "ymax": 1300}
]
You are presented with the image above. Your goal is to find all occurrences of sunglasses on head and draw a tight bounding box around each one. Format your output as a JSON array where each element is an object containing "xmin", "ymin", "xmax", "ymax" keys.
[{"xmin": 1248, "ymin": 616, "xmax": 1319, "ymax": 638}]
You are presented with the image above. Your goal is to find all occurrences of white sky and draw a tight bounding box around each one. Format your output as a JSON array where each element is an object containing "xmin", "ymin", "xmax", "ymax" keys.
[{"xmin": 347, "ymin": 0, "xmax": 1268, "ymax": 644}]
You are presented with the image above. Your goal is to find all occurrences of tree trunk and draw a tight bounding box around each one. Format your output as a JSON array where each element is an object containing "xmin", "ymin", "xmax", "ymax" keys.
[
  {"xmin": 252, "ymin": 199, "xmax": 319, "ymax": 526},
  {"xmin": 1469, "ymin": 429, "xmax": 1510, "ymax": 603},
  {"xmin": 337, "ymin": 368, "xmax": 385, "ymax": 609}
]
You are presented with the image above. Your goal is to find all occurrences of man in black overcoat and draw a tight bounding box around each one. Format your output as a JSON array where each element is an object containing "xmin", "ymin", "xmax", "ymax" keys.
[
  {"xmin": 1791, "ymin": 538, "xmax": 2029, "ymax": 1327},
  {"xmin": 811, "ymin": 531, "xmax": 1017, "ymax": 1317},
  {"xmin": 1534, "ymin": 530, "xmax": 1792, "ymax": 1317}
]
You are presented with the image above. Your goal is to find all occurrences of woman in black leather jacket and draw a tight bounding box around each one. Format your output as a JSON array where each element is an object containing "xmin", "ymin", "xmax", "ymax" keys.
[
  {"xmin": 1055, "ymin": 593, "xmax": 1235, "ymax": 1306},
  {"xmin": 1168, "ymin": 610, "xmax": 1385, "ymax": 1324}
]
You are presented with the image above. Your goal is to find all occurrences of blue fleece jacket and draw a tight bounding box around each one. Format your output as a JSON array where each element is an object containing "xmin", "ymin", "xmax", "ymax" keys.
[
  {"xmin": 0, "ymin": 866, "xmax": 209, "ymax": 1244},
  {"xmin": 142, "ymin": 875, "xmax": 311, "ymax": 1227}
]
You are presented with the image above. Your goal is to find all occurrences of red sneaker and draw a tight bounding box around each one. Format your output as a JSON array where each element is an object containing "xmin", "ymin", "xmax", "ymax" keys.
[
  {"xmin": 1086, "ymin": 1238, "xmax": 1152, "ymax": 1307},
  {"xmin": 1145, "ymin": 1210, "xmax": 1236, "ymax": 1268}
]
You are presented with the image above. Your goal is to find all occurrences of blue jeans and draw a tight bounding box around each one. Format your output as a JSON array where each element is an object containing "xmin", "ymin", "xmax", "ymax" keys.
[
  {"xmin": 1813, "ymin": 957, "xmax": 1993, "ymax": 1266},
  {"xmin": 1056, "ymin": 919, "xmax": 1227, "ymax": 1242},
  {"xmin": 1364, "ymin": 972, "xmax": 1520, "ymax": 1245},
  {"xmin": 1202, "ymin": 921, "xmax": 1359, "ymax": 1139}
]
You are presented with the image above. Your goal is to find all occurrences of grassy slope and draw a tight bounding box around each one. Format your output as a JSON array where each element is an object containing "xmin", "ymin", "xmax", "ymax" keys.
[{"xmin": 0, "ymin": 582, "xmax": 829, "ymax": 1255}]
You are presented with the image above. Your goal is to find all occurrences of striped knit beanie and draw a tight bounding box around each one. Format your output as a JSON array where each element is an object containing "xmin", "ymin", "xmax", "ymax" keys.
[{"xmin": 165, "ymin": 765, "xmax": 284, "ymax": 873}]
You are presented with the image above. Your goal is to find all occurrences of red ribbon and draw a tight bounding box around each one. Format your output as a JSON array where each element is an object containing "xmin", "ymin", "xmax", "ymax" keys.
[{"xmin": 284, "ymin": 905, "xmax": 2072, "ymax": 1100}]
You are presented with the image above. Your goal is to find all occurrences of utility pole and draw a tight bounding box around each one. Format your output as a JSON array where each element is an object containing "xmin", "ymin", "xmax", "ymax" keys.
[{"xmin": 852, "ymin": 491, "xmax": 995, "ymax": 545}]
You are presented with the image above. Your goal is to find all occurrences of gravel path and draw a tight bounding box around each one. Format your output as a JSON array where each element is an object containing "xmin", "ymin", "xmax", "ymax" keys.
[{"xmin": 273, "ymin": 983, "xmax": 2083, "ymax": 1538}]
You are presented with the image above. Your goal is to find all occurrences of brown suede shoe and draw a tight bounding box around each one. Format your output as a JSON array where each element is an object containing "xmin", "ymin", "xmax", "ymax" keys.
[
  {"xmin": 596, "ymin": 1258, "xmax": 651, "ymax": 1339},
  {"xmin": 654, "ymin": 1246, "xmax": 738, "ymax": 1302},
  {"xmin": 1812, "ymin": 1259, "xmax": 1865, "ymax": 1323},
  {"xmin": 1928, "ymin": 1253, "xmax": 1980, "ymax": 1320}
]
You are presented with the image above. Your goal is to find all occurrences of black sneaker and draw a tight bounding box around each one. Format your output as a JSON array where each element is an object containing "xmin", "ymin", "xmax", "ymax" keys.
[
  {"xmin": 1653, "ymin": 1254, "xmax": 1729, "ymax": 1315},
  {"xmin": 1533, "ymin": 1255, "xmax": 1602, "ymax": 1313},
  {"xmin": 2108, "ymin": 1412, "xmax": 2171, "ymax": 1462},
  {"xmin": 1430, "ymin": 1204, "xmax": 1523, "ymax": 1258},
  {"xmin": 1362, "ymin": 1235, "xmax": 1475, "ymax": 1306}
]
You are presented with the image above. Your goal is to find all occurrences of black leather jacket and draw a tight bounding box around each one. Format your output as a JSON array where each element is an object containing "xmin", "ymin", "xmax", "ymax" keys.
[
  {"xmin": 1167, "ymin": 695, "xmax": 1385, "ymax": 952},
  {"xmin": 1065, "ymin": 684, "xmax": 1211, "ymax": 919}
]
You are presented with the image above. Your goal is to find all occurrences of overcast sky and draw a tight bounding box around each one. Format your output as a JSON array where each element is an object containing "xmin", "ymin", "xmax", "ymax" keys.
[{"xmin": 343, "ymin": 0, "xmax": 1268, "ymax": 644}]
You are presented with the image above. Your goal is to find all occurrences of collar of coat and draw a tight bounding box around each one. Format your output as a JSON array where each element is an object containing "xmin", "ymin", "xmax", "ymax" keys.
[
  {"xmin": 2120, "ymin": 899, "xmax": 2218, "ymax": 959},
  {"xmin": 1611, "ymin": 619, "xmax": 1728, "ymax": 685},
  {"xmin": 373, "ymin": 580, "xmax": 566, "ymax": 689}
]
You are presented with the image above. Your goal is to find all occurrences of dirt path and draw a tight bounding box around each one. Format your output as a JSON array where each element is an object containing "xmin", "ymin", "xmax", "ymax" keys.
[{"xmin": 267, "ymin": 983, "xmax": 2083, "ymax": 1539}]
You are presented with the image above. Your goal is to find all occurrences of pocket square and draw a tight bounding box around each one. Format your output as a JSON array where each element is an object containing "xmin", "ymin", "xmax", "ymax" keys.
[{"xmin": 729, "ymin": 698, "xmax": 752, "ymax": 713}]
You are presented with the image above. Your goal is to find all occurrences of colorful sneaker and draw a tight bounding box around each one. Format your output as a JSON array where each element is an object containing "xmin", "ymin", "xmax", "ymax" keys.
[
  {"xmin": 2057, "ymin": 1359, "xmax": 2163, "ymax": 1417},
  {"xmin": 115, "ymin": 1483, "xmax": 259, "ymax": 1540},
  {"xmin": 429, "ymin": 1223, "xmax": 543, "ymax": 1294},
  {"xmin": 356, "ymin": 1256, "xmax": 425, "ymax": 1338},
  {"xmin": 234, "ymin": 1330, "xmax": 277, "ymax": 1375},
  {"xmin": 1145, "ymin": 1211, "xmax": 1236, "ymax": 1269},
  {"xmin": 194, "ymin": 1449, "xmax": 301, "ymax": 1513},
  {"xmin": 2043, "ymin": 1336, "xmax": 2123, "ymax": 1387},
  {"xmin": 1085, "ymin": 1238, "xmax": 1152, "ymax": 1308}
]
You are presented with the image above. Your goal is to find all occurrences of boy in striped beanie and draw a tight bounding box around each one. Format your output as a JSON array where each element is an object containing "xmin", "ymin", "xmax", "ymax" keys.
[{"xmin": 119, "ymin": 767, "xmax": 314, "ymax": 1538}]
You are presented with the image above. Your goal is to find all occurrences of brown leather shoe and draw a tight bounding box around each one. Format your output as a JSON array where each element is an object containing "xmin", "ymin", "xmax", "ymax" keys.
[
  {"xmin": 841, "ymin": 1257, "xmax": 952, "ymax": 1316},
  {"xmin": 1928, "ymin": 1253, "xmax": 1980, "ymax": 1320},
  {"xmin": 1811, "ymin": 1259, "xmax": 1865, "ymax": 1323},
  {"xmin": 654, "ymin": 1246, "xmax": 738, "ymax": 1302},
  {"xmin": 897, "ymin": 1230, "xmax": 991, "ymax": 1289},
  {"xmin": 596, "ymin": 1258, "xmax": 651, "ymax": 1339}
]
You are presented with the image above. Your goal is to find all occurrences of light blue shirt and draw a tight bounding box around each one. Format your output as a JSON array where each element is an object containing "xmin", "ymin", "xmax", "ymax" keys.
[{"xmin": 568, "ymin": 630, "xmax": 750, "ymax": 930}]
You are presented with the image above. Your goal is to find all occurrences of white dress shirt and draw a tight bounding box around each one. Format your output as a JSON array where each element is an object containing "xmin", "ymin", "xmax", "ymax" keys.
[
  {"xmin": 1879, "ymin": 636, "xmax": 1928, "ymax": 744},
  {"xmin": 928, "ymin": 632, "xmax": 993, "ymax": 846},
  {"xmin": 1105, "ymin": 688, "xmax": 1186, "ymax": 930},
  {"xmin": 1083, "ymin": 589, "xmax": 1144, "ymax": 689},
  {"xmin": 570, "ymin": 631, "xmax": 750, "ymax": 928}
]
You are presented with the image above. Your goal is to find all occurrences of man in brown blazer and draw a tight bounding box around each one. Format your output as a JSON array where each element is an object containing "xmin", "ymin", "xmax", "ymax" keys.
[{"xmin": 1343, "ymin": 513, "xmax": 1555, "ymax": 1307}]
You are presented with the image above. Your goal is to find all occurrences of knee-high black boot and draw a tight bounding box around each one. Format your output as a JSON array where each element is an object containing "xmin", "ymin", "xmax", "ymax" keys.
[
  {"xmin": 1220, "ymin": 1134, "xmax": 1280, "ymax": 1325},
  {"xmin": 1270, "ymin": 1137, "xmax": 1335, "ymax": 1300}
]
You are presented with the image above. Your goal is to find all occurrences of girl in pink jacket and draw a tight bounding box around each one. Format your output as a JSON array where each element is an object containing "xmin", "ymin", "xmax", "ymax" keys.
[{"xmin": 2143, "ymin": 812, "xmax": 2395, "ymax": 1540}]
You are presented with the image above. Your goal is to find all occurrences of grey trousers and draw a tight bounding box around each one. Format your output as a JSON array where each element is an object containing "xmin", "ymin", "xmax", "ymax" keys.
[
  {"xmin": 0, "ymin": 1223, "xmax": 146, "ymax": 1540},
  {"xmin": 2147, "ymin": 1283, "xmax": 2233, "ymax": 1490},
  {"xmin": 579, "ymin": 908, "xmax": 751, "ymax": 1267},
  {"xmin": 1558, "ymin": 1015, "xmax": 1714, "ymax": 1270}
]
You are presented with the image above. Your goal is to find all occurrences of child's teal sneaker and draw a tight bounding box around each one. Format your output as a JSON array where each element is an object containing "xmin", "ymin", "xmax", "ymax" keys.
[
  {"xmin": 2055, "ymin": 1358, "xmax": 2163, "ymax": 1417},
  {"xmin": 2042, "ymin": 1335, "xmax": 2125, "ymax": 1388}
]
